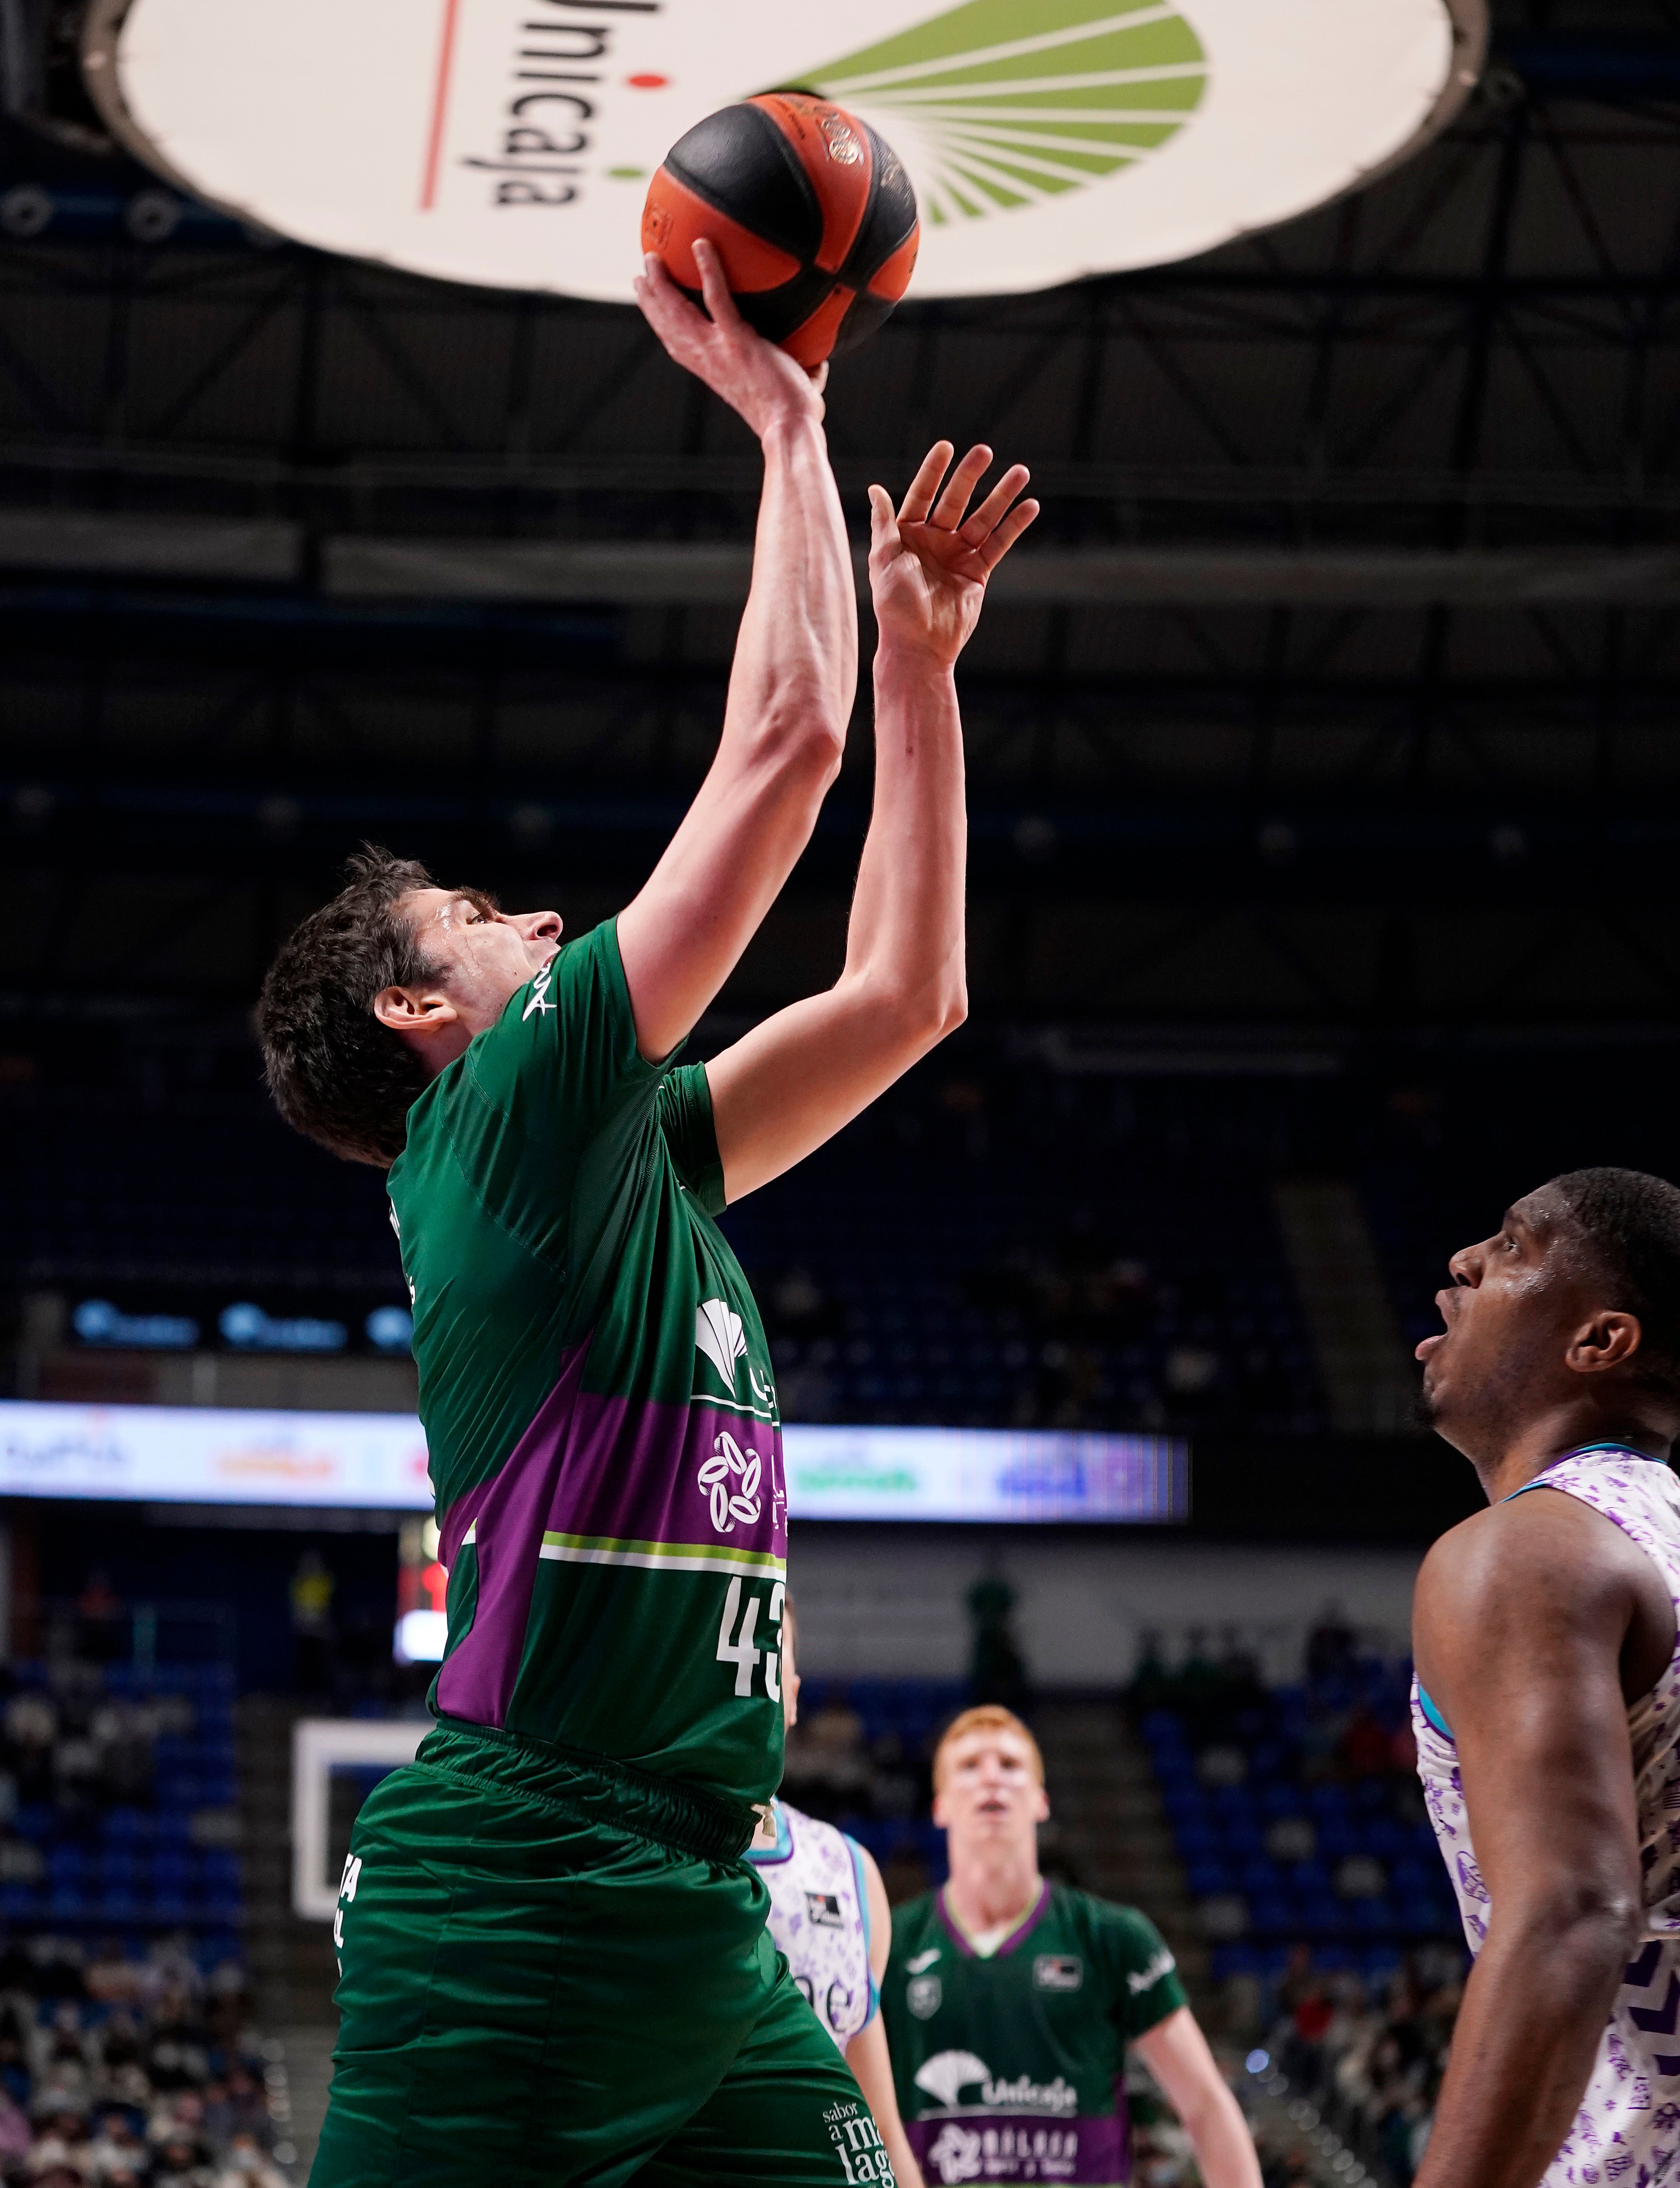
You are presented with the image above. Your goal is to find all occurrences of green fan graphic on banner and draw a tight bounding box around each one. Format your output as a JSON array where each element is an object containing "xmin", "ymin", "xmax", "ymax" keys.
[{"xmin": 806, "ymin": 0, "xmax": 1210, "ymax": 226}]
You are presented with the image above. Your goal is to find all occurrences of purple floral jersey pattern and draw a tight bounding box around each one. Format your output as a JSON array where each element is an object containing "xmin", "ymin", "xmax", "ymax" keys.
[
  {"xmin": 1413, "ymin": 1447, "xmax": 1680, "ymax": 2188},
  {"xmin": 750, "ymin": 1799, "xmax": 876, "ymax": 2049}
]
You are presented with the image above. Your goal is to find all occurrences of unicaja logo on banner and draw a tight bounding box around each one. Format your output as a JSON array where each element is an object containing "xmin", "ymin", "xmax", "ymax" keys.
[{"xmin": 105, "ymin": 0, "xmax": 1483, "ymax": 301}]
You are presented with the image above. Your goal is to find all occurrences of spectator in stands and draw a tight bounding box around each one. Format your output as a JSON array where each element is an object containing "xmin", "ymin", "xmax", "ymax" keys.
[
  {"xmin": 1338, "ymin": 1707, "xmax": 1393, "ymax": 1779},
  {"xmin": 967, "ymin": 1575, "xmax": 1029, "ymax": 1713},
  {"xmin": 0, "ymin": 2003, "xmax": 29, "ymax": 2108},
  {"xmin": 1305, "ymin": 1604, "xmax": 1356, "ymax": 1684},
  {"xmin": 206, "ymin": 2066, "xmax": 273, "ymax": 2154},
  {"xmin": 5, "ymin": 1696, "xmax": 56, "ymax": 1807},
  {"xmin": 289, "ymin": 1550, "xmax": 334, "ymax": 1695},
  {"xmin": 26, "ymin": 2105, "xmax": 89, "ymax": 2181},
  {"xmin": 0, "ymin": 1938, "xmax": 280, "ymax": 2181},
  {"xmin": 86, "ymin": 2104, "xmax": 149, "ymax": 2175},
  {"xmin": 75, "ymin": 1573, "xmax": 125, "ymax": 1666},
  {"xmin": 780, "ymin": 1689, "xmax": 873, "ymax": 1817},
  {"xmin": 215, "ymin": 2131, "xmax": 289, "ymax": 2188},
  {"xmin": 0, "ymin": 2088, "xmax": 27, "ymax": 2172},
  {"xmin": 1263, "ymin": 1952, "xmax": 1465, "ymax": 2186}
]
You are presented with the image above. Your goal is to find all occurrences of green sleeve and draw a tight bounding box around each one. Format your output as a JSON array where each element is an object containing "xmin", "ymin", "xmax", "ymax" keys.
[
  {"xmin": 436, "ymin": 918, "xmax": 668, "ymax": 1303},
  {"xmin": 464, "ymin": 917, "xmax": 661, "ymax": 1144},
  {"xmin": 656, "ymin": 1063, "xmax": 727, "ymax": 1216},
  {"xmin": 1097, "ymin": 1902, "xmax": 1189, "ymax": 2041}
]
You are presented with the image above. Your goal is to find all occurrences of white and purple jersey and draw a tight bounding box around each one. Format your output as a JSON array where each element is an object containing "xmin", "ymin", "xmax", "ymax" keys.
[
  {"xmin": 1414, "ymin": 1445, "xmax": 1680, "ymax": 2188},
  {"xmin": 750, "ymin": 1798, "xmax": 877, "ymax": 2048}
]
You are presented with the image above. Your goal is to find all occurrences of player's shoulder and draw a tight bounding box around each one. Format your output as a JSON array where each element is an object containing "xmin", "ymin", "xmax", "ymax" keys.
[
  {"xmin": 475, "ymin": 919, "xmax": 617, "ymax": 1058},
  {"xmin": 781, "ymin": 1799, "xmax": 852, "ymax": 1863},
  {"xmin": 1055, "ymin": 1887, "xmax": 1174, "ymax": 1967},
  {"xmin": 456, "ymin": 917, "xmax": 642, "ymax": 1130},
  {"xmin": 1417, "ymin": 1472, "xmax": 1649, "ymax": 1632},
  {"xmin": 1050, "ymin": 1890, "xmax": 1182, "ymax": 2021}
]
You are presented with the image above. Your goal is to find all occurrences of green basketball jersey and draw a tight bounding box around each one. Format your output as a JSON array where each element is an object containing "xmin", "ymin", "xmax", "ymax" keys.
[
  {"xmin": 386, "ymin": 918, "xmax": 786, "ymax": 1807},
  {"xmin": 883, "ymin": 1883, "xmax": 1187, "ymax": 2185}
]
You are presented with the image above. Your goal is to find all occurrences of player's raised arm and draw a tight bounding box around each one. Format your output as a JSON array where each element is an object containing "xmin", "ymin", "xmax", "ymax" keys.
[
  {"xmin": 704, "ymin": 439, "xmax": 1037, "ymax": 1202},
  {"xmin": 616, "ymin": 242, "xmax": 857, "ymax": 1064},
  {"xmin": 1410, "ymin": 1495, "xmax": 1661, "ymax": 2188}
]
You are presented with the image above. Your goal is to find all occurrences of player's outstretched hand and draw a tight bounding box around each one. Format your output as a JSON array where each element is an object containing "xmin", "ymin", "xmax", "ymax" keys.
[
  {"xmin": 868, "ymin": 442, "xmax": 1037, "ymax": 667},
  {"xmin": 634, "ymin": 242, "xmax": 827, "ymax": 441}
]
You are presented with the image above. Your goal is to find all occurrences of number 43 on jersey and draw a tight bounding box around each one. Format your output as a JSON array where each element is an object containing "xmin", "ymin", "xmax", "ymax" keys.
[{"xmin": 717, "ymin": 1577, "xmax": 785, "ymax": 1699}]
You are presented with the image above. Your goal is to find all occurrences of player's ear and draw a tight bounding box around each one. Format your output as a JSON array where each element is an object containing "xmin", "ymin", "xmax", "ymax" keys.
[
  {"xmin": 1033, "ymin": 1783, "xmax": 1051, "ymax": 1826},
  {"xmin": 373, "ymin": 983, "xmax": 461, "ymax": 1045},
  {"xmin": 1568, "ymin": 1309, "xmax": 1642, "ymax": 1374}
]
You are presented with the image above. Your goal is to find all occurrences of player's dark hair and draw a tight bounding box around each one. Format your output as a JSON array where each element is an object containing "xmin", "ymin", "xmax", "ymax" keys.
[
  {"xmin": 1551, "ymin": 1166, "xmax": 1680, "ymax": 1405},
  {"xmin": 255, "ymin": 846, "xmax": 444, "ymax": 1169}
]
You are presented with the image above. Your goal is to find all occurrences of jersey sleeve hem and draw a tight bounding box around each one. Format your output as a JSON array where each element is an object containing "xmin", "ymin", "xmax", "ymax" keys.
[
  {"xmin": 600, "ymin": 914, "xmax": 679, "ymax": 1082},
  {"xmin": 1127, "ymin": 1976, "xmax": 1189, "ymax": 2041}
]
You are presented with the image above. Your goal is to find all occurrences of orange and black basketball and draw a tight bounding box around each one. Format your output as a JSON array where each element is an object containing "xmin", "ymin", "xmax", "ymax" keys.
[{"xmin": 642, "ymin": 93, "xmax": 919, "ymax": 369}]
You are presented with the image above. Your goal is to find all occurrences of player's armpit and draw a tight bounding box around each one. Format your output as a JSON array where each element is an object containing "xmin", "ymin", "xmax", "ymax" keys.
[{"xmin": 704, "ymin": 977, "xmax": 961, "ymax": 1205}]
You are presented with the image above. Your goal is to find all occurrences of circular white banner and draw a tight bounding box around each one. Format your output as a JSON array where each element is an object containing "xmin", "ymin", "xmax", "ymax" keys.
[{"xmin": 101, "ymin": 0, "xmax": 1480, "ymax": 298}]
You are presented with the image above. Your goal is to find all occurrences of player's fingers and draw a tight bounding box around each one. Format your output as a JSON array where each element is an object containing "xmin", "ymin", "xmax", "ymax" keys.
[
  {"xmin": 978, "ymin": 496, "xmax": 1040, "ymax": 570},
  {"xmin": 931, "ymin": 443, "xmax": 993, "ymax": 531},
  {"xmin": 692, "ymin": 239, "xmax": 743, "ymax": 331},
  {"xmin": 960, "ymin": 463, "xmax": 1032, "ymax": 545},
  {"xmin": 808, "ymin": 361, "xmax": 830, "ymax": 394},
  {"xmin": 867, "ymin": 483, "xmax": 901, "ymax": 565},
  {"xmin": 635, "ymin": 254, "xmax": 704, "ymax": 342},
  {"xmin": 898, "ymin": 441, "xmax": 954, "ymax": 526}
]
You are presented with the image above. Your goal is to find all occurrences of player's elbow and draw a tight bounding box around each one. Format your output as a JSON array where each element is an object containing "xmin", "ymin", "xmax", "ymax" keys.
[
  {"xmin": 1511, "ymin": 1873, "xmax": 1644, "ymax": 1975},
  {"xmin": 936, "ymin": 980, "xmax": 969, "ymax": 1040},
  {"xmin": 751, "ymin": 690, "xmax": 848, "ymax": 788},
  {"xmin": 882, "ymin": 968, "xmax": 966, "ymax": 1051}
]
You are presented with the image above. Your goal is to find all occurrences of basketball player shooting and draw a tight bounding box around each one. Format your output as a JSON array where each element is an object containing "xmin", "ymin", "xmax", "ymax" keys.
[
  {"xmin": 255, "ymin": 241, "xmax": 1036, "ymax": 2186},
  {"xmin": 1410, "ymin": 1169, "xmax": 1680, "ymax": 2188}
]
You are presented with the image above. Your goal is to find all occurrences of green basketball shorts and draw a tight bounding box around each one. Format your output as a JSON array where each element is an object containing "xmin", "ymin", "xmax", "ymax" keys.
[{"xmin": 309, "ymin": 1721, "xmax": 895, "ymax": 2188}]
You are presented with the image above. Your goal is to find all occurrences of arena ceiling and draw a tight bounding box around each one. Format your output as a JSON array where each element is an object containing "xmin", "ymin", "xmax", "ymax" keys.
[{"xmin": 2, "ymin": 0, "xmax": 1680, "ymax": 1039}]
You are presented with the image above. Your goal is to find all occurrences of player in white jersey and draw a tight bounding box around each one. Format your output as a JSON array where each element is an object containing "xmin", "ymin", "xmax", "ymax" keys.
[
  {"xmin": 1410, "ymin": 1167, "xmax": 1680, "ymax": 2188},
  {"xmin": 751, "ymin": 1604, "xmax": 925, "ymax": 2188}
]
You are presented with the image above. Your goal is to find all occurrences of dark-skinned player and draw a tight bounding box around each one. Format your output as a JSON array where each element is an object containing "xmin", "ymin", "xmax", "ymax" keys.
[{"xmin": 1411, "ymin": 1167, "xmax": 1680, "ymax": 2188}]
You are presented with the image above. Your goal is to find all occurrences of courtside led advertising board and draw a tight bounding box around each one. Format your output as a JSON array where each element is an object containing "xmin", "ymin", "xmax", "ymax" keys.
[
  {"xmin": 0, "ymin": 1403, "xmax": 1187, "ymax": 1524},
  {"xmin": 92, "ymin": 0, "xmax": 1484, "ymax": 298}
]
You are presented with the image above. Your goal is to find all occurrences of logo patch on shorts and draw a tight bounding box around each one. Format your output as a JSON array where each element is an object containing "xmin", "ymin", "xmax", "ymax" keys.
[
  {"xmin": 1034, "ymin": 1954, "xmax": 1083, "ymax": 1992},
  {"xmin": 807, "ymin": 1891, "xmax": 845, "ymax": 1929},
  {"xmin": 824, "ymin": 2097, "xmax": 895, "ymax": 2185},
  {"xmin": 907, "ymin": 1973, "xmax": 942, "ymax": 2019}
]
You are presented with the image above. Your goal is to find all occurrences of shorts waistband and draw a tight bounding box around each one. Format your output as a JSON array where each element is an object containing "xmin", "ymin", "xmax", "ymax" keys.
[{"xmin": 418, "ymin": 1715, "xmax": 760, "ymax": 1862}]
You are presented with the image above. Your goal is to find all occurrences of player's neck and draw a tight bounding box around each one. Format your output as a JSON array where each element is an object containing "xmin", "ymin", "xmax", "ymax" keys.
[
  {"xmin": 943, "ymin": 1849, "xmax": 1043, "ymax": 1941},
  {"xmin": 1470, "ymin": 1406, "xmax": 1671, "ymax": 1504}
]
